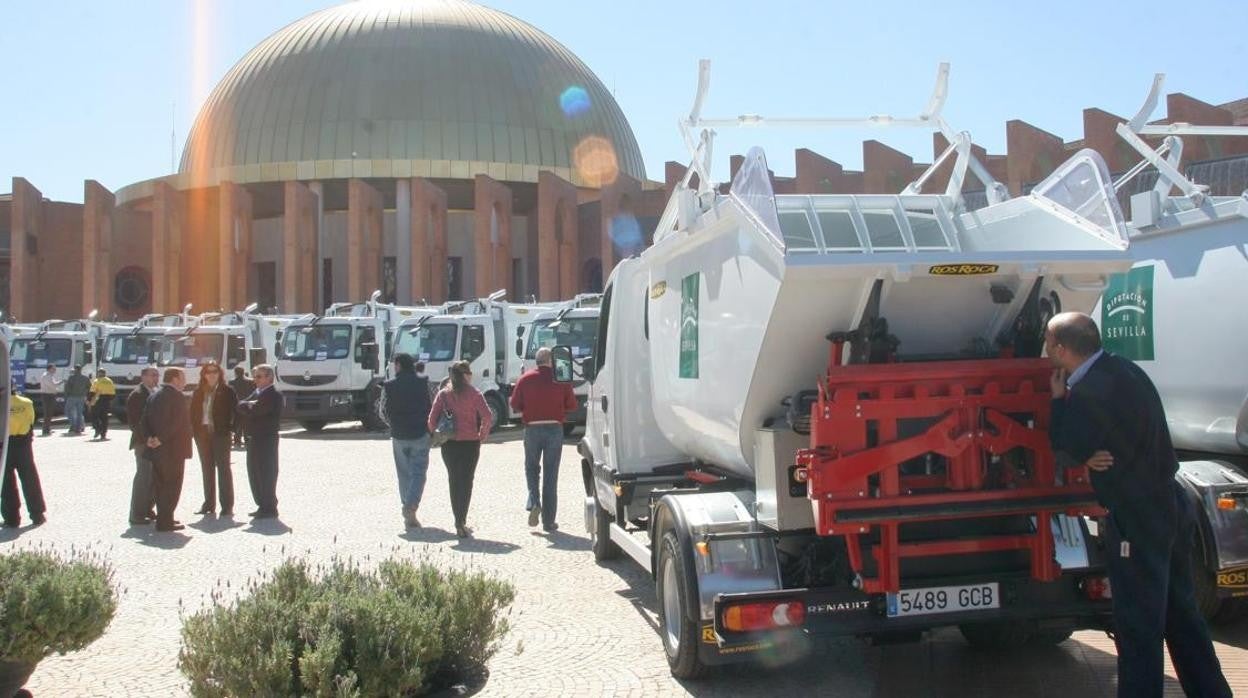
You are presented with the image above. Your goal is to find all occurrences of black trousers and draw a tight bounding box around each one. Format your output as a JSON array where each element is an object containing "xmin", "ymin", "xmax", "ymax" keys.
[
  {"xmin": 246, "ymin": 433, "xmax": 280, "ymax": 514},
  {"xmin": 41, "ymin": 395, "xmax": 56, "ymax": 434},
  {"xmin": 2, "ymin": 434, "xmax": 45, "ymax": 525},
  {"xmin": 92, "ymin": 395, "xmax": 113, "ymax": 438},
  {"xmin": 441, "ymin": 440, "xmax": 481, "ymax": 527},
  {"xmin": 1104, "ymin": 483, "xmax": 1231, "ymax": 698},
  {"xmin": 195, "ymin": 429, "xmax": 234, "ymax": 512},
  {"xmin": 150, "ymin": 451, "xmax": 186, "ymax": 529}
]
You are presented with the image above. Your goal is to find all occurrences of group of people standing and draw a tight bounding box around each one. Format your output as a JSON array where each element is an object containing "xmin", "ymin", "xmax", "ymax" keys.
[
  {"xmin": 125, "ymin": 363, "xmax": 282, "ymax": 532},
  {"xmin": 38, "ymin": 364, "xmax": 116, "ymax": 439},
  {"xmin": 381, "ymin": 346, "xmax": 575, "ymax": 539}
]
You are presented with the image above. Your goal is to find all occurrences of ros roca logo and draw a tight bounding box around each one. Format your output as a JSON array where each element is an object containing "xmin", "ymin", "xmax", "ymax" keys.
[{"xmin": 1101, "ymin": 265, "xmax": 1155, "ymax": 361}]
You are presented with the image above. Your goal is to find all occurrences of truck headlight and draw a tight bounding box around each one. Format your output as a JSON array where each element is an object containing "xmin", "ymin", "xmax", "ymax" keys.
[{"xmin": 329, "ymin": 395, "xmax": 352, "ymax": 406}]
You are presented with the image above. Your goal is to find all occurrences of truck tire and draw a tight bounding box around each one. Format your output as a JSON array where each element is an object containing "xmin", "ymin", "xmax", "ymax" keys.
[
  {"xmin": 486, "ymin": 393, "xmax": 506, "ymax": 433},
  {"xmin": 299, "ymin": 420, "xmax": 327, "ymax": 433},
  {"xmin": 958, "ymin": 621, "xmax": 1031, "ymax": 649},
  {"xmin": 656, "ymin": 531, "xmax": 708, "ymax": 679},
  {"xmin": 1191, "ymin": 544, "xmax": 1225, "ymax": 622},
  {"xmin": 590, "ymin": 499, "xmax": 619, "ymax": 562},
  {"xmin": 361, "ymin": 384, "xmax": 387, "ymax": 432},
  {"xmin": 1029, "ymin": 627, "xmax": 1074, "ymax": 646}
]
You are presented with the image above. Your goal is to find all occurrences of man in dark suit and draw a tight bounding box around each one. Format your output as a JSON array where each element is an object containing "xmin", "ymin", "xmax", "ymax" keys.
[
  {"xmin": 1046, "ymin": 312, "xmax": 1230, "ymax": 698},
  {"xmin": 236, "ymin": 364, "xmax": 283, "ymax": 519},
  {"xmin": 142, "ymin": 367, "xmax": 193, "ymax": 532},
  {"xmin": 125, "ymin": 366, "xmax": 159, "ymax": 525}
]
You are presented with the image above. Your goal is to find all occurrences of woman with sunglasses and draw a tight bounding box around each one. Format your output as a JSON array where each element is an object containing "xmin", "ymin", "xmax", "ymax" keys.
[
  {"xmin": 189, "ymin": 362, "xmax": 239, "ymax": 517},
  {"xmin": 427, "ymin": 360, "xmax": 492, "ymax": 538}
]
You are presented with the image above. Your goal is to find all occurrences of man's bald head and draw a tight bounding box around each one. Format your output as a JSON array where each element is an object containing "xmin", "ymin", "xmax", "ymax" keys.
[
  {"xmin": 535, "ymin": 347, "xmax": 553, "ymax": 367},
  {"xmin": 1045, "ymin": 312, "xmax": 1102, "ymax": 368}
]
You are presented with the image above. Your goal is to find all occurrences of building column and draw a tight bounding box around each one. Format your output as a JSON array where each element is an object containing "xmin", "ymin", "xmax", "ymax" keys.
[
  {"xmin": 82, "ymin": 180, "xmax": 115, "ymax": 318},
  {"xmin": 309, "ymin": 181, "xmax": 326, "ymax": 309},
  {"xmin": 409, "ymin": 177, "xmax": 448, "ymax": 304},
  {"xmin": 151, "ymin": 181, "xmax": 184, "ymax": 314},
  {"xmin": 180, "ymin": 187, "xmax": 221, "ymax": 313},
  {"xmin": 218, "ymin": 182, "xmax": 253, "ymax": 312},
  {"xmin": 473, "ymin": 174, "xmax": 513, "ymax": 298},
  {"xmin": 282, "ymin": 181, "xmax": 318, "ymax": 313},
  {"xmin": 347, "ymin": 178, "xmax": 383, "ymax": 301},
  {"xmin": 537, "ymin": 171, "xmax": 579, "ymax": 301},
  {"xmin": 8, "ymin": 178, "xmax": 41, "ymax": 321}
]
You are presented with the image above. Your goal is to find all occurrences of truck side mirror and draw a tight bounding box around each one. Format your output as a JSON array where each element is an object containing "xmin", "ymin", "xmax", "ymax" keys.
[
  {"xmin": 249, "ymin": 347, "xmax": 267, "ymax": 367},
  {"xmin": 516, "ymin": 325, "xmax": 526, "ymax": 338},
  {"xmin": 514, "ymin": 337, "xmax": 524, "ymax": 358},
  {"xmin": 359, "ymin": 342, "xmax": 379, "ymax": 371},
  {"xmin": 551, "ymin": 345, "xmax": 574, "ymax": 383},
  {"xmin": 580, "ymin": 357, "xmax": 597, "ymax": 382}
]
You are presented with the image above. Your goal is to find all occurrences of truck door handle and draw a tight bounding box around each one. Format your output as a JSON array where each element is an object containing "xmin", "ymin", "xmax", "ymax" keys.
[{"xmin": 600, "ymin": 396, "xmax": 608, "ymax": 412}]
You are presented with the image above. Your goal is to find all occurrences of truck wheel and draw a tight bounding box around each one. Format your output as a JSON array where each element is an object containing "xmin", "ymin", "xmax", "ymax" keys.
[
  {"xmin": 1191, "ymin": 544, "xmax": 1226, "ymax": 622},
  {"xmin": 486, "ymin": 393, "xmax": 506, "ymax": 433},
  {"xmin": 590, "ymin": 499, "xmax": 619, "ymax": 562},
  {"xmin": 1029, "ymin": 627, "xmax": 1074, "ymax": 645},
  {"xmin": 656, "ymin": 531, "xmax": 708, "ymax": 679},
  {"xmin": 361, "ymin": 385, "xmax": 387, "ymax": 432},
  {"xmin": 299, "ymin": 420, "xmax": 327, "ymax": 433},
  {"xmin": 958, "ymin": 621, "xmax": 1031, "ymax": 649}
]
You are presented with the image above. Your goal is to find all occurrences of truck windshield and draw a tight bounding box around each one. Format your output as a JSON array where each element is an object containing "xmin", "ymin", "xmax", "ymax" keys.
[
  {"xmin": 526, "ymin": 318, "xmax": 598, "ymax": 360},
  {"xmin": 163, "ymin": 334, "xmax": 225, "ymax": 367},
  {"xmin": 11, "ymin": 338, "xmax": 73, "ymax": 367},
  {"xmin": 394, "ymin": 324, "xmax": 458, "ymax": 362},
  {"xmin": 104, "ymin": 333, "xmax": 171, "ymax": 365},
  {"xmin": 282, "ymin": 324, "xmax": 352, "ymax": 361}
]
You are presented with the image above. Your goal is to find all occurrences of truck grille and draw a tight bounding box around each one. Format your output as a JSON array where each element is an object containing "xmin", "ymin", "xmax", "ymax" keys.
[{"xmin": 279, "ymin": 374, "xmax": 336, "ymax": 387}]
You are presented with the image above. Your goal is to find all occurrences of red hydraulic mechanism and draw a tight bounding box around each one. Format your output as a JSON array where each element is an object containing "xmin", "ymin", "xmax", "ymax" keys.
[{"xmin": 796, "ymin": 358, "xmax": 1104, "ymax": 595}]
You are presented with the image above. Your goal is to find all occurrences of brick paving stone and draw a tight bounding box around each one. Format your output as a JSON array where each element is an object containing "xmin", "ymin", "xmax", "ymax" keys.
[{"xmin": 1, "ymin": 422, "xmax": 1245, "ymax": 696}]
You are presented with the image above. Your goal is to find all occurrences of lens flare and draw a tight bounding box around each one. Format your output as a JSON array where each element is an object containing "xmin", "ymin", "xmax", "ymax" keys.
[
  {"xmin": 559, "ymin": 86, "xmax": 591, "ymax": 118},
  {"xmin": 573, "ymin": 136, "xmax": 618, "ymax": 188},
  {"xmin": 609, "ymin": 213, "xmax": 643, "ymax": 254}
]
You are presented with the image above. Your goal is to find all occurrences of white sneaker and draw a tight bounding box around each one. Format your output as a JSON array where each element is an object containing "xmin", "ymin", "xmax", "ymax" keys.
[{"xmin": 528, "ymin": 507, "xmax": 540, "ymax": 527}]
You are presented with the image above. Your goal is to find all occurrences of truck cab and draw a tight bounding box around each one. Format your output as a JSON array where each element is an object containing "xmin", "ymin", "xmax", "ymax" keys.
[
  {"xmin": 10, "ymin": 315, "xmax": 112, "ymax": 413},
  {"xmin": 275, "ymin": 292, "xmax": 438, "ymax": 431},
  {"xmin": 521, "ymin": 295, "xmax": 601, "ymax": 433},
  {"xmin": 100, "ymin": 310, "xmax": 191, "ymax": 412},
  {"xmin": 390, "ymin": 291, "xmax": 552, "ymax": 429}
]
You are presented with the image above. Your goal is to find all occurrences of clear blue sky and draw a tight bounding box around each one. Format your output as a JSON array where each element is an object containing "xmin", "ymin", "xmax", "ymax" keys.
[{"xmin": 2, "ymin": 0, "xmax": 1245, "ymax": 202}]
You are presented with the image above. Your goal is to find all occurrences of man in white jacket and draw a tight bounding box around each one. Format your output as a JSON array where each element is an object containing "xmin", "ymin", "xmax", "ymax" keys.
[{"xmin": 38, "ymin": 365, "xmax": 64, "ymax": 436}]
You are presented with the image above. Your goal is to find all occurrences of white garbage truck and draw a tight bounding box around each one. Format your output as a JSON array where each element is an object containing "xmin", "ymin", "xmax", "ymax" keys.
[
  {"xmin": 390, "ymin": 291, "xmax": 554, "ymax": 429},
  {"xmin": 100, "ymin": 307, "xmax": 193, "ymax": 414},
  {"xmin": 1093, "ymin": 75, "xmax": 1248, "ymax": 622},
  {"xmin": 567, "ymin": 62, "xmax": 1135, "ymax": 677},
  {"xmin": 275, "ymin": 292, "xmax": 439, "ymax": 431},
  {"xmin": 9, "ymin": 312, "xmax": 115, "ymax": 416},
  {"xmin": 521, "ymin": 294, "xmax": 602, "ymax": 435},
  {"xmin": 161, "ymin": 305, "xmax": 295, "ymax": 392}
]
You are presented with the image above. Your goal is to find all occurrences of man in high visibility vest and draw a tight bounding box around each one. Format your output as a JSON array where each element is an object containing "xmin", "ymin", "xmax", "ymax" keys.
[{"xmin": 3, "ymin": 382, "xmax": 47, "ymax": 527}]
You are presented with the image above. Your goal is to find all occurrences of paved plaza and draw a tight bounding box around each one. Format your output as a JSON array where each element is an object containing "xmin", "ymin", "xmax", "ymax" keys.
[{"xmin": 3, "ymin": 421, "xmax": 1246, "ymax": 697}]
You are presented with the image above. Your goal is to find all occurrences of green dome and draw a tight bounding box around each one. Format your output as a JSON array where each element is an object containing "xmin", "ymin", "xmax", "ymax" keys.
[{"xmin": 179, "ymin": 0, "xmax": 644, "ymax": 185}]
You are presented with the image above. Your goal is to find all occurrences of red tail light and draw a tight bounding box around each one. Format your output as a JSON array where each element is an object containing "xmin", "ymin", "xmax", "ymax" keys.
[
  {"xmin": 1082, "ymin": 576, "xmax": 1112, "ymax": 601},
  {"xmin": 721, "ymin": 600, "xmax": 806, "ymax": 632}
]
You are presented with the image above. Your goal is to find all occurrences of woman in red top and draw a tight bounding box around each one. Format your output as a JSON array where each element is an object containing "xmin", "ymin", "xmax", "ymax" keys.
[{"xmin": 427, "ymin": 361, "xmax": 492, "ymax": 537}]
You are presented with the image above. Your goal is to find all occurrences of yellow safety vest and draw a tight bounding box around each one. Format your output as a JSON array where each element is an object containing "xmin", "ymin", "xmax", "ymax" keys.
[
  {"xmin": 9, "ymin": 393, "xmax": 36, "ymax": 437},
  {"xmin": 91, "ymin": 377, "xmax": 117, "ymax": 397}
]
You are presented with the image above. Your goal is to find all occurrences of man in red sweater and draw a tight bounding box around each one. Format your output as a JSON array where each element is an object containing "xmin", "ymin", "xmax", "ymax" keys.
[{"xmin": 510, "ymin": 347, "xmax": 578, "ymax": 532}]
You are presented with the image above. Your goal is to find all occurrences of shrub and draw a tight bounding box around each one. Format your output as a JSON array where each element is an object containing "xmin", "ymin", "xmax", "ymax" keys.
[
  {"xmin": 0, "ymin": 547, "xmax": 118, "ymax": 664},
  {"xmin": 179, "ymin": 557, "xmax": 515, "ymax": 697}
]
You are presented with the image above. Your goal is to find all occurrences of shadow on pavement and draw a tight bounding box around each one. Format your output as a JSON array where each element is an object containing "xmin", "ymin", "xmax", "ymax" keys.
[
  {"xmin": 0, "ymin": 525, "xmax": 28, "ymax": 542},
  {"xmin": 450, "ymin": 537, "xmax": 520, "ymax": 554},
  {"xmin": 540, "ymin": 528, "xmax": 590, "ymax": 552},
  {"xmin": 135, "ymin": 531, "xmax": 192, "ymax": 550},
  {"xmin": 400, "ymin": 527, "xmax": 458, "ymax": 544},
  {"xmin": 245, "ymin": 518, "xmax": 292, "ymax": 536},
  {"xmin": 189, "ymin": 515, "xmax": 247, "ymax": 533},
  {"xmin": 1213, "ymin": 620, "xmax": 1248, "ymax": 650}
]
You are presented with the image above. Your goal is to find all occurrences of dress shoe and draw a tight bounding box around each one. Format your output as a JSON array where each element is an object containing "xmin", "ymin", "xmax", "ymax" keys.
[
  {"xmin": 543, "ymin": 523, "xmax": 559, "ymax": 533},
  {"xmin": 403, "ymin": 506, "xmax": 420, "ymax": 528},
  {"xmin": 219, "ymin": 509, "xmax": 233, "ymax": 517},
  {"xmin": 128, "ymin": 518, "xmax": 150, "ymax": 525},
  {"xmin": 253, "ymin": 511, "xmax": 278, "ymax": 519},
  {"xmin": 455, "ymin": 525, "xmax": 473, "ymax": 539},
  {"xmin": 31, "ymin": 514, "xmax": 46, "ymax": 525},
  {"xmin": 527, "ymin": 507, "xmax": 540, "ymax": 527},
  {"xmin": 2, "ymin": 520, "xmax": 19, "ymax": 529},
  {"xmin": 194, "ymin": 506, "xmax": 215, "ymax": 516},
  {"xmin": 156, "ymin": 523, "xmax": 186, "ymax": 532}
]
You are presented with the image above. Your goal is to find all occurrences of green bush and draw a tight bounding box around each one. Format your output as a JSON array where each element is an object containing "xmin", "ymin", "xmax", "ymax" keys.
[
  {"xmin": 179, "ymin": 557, "xmax": 515, "ymax": 697},
  {"xmin": 0, "ymin": 547, "xmax": 118, "ymax": 664}
]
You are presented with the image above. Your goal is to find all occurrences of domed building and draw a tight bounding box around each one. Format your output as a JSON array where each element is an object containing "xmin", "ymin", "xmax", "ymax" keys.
[{"xmin": 4, "ymin": 0, "xmax": 658, "ymax": 320}]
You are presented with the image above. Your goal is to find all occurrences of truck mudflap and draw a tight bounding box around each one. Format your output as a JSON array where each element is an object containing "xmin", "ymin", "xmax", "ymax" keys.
[{"xmin": 700, "ymin": 572, "xmax": 1112, "ymax": 663}]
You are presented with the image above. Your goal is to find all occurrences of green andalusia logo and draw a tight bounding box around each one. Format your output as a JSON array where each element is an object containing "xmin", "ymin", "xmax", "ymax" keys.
[{"xmin": 1101, "ymin": 265, "xmax": 1155, "ymax": 361}]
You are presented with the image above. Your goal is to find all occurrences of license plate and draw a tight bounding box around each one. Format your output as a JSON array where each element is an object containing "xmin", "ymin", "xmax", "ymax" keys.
[{"xmin": 886, "ymin": 582, "xmax": 999, "ymax": 618}]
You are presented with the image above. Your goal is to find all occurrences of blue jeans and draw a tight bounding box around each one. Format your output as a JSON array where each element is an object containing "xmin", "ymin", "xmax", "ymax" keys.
[
  {"xmin": 523, "ymin": 423, "xmax": 563, "ymax": 527},
  {"xmin": 64, "ymin": 397, "xmax": 87, "ymax": 432},
  {"xmin": 392, "ymin": 435, "xmax": 431, "ymax": 510}
]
